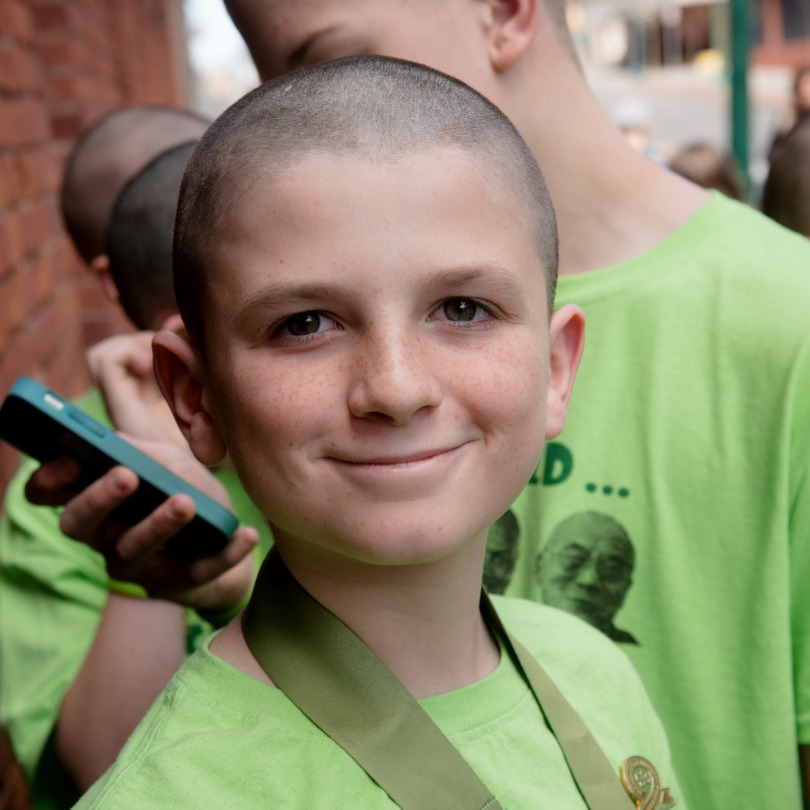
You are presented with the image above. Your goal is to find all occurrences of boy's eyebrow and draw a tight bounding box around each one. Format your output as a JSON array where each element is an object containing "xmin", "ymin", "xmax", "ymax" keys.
[
  {"xmin": 235, "ymin": 282, "xmax": 351, "ymax": 319},
  {"xmin": 234, "ymin": 264, "xmax": 534, "ymax": 319},
  {"xmin": 428, "ymin": 265, "xmax": 531, "ymax": 296}
]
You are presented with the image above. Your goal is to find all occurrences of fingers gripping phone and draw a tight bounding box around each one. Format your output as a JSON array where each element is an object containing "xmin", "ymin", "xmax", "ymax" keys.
[{"xmin": 0, "ymin": 377, "xmax": 237, "ymax": 557}]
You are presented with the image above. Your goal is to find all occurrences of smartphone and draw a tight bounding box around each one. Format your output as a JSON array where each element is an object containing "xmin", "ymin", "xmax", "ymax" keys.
[{"xmin": 0, "ymin": 377, "xmax": 238, "ymax": 557}]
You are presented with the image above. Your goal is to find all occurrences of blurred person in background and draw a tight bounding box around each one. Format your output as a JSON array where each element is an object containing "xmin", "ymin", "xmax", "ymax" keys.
[
  {"xmin": 668, "ymin": 142, "xmax": 748, "ymax": 202},
  {"xmin": 60, "ymin": 105, "xmax": 209, "ymax": 290},
  {"xmin": 770, "ymin": 64, "xmax": 810, "ymax": 156},
  {"xmin": 610, "ymin": 95, "xmax": 667, "ymax": 165},
  {"xmin": 762, "ymin": 116, "xmax": 810, "ymax": 238}
]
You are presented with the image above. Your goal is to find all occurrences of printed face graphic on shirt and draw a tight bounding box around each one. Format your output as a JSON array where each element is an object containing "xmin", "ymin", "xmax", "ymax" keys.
[
  {"xmin": 536, "ymin": 511, "xmax": 638, "ymax": 645},
  {"xmin": 483, "ymin": 509, "xmax": 520, "ymax": 595}
]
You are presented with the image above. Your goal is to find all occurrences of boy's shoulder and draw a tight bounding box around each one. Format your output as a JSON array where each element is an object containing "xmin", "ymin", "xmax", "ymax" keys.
[
  {"xmin": 558, "ymin": 194, "xmax": 810, "ymax": 355},
  {"xmin": 666, "ymin": 195, "xmax": 810, "ymax": 297},
  {"xmin": 562, "ymin": 194, "xmax": 810, "ymax": 299},
  {"xmin": 706, "ymin": 194, "xmax": 810, "ymax": 268},
  {"xmin": 489, "ymin": 595, "xmax": 681, "ymax": 804},
  {"xmin": 76, "ymin": 638, "xmax": 348, "ymax": 808},
  {"xmin": 78, "ymin": 602, "xmax": 677, "ymax": 809},
  {"xmin": 492, "ymin": 590, "xmax": 675, "ymax": 693}
]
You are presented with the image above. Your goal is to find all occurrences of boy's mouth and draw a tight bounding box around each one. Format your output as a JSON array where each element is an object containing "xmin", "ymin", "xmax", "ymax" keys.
[{"xmin": 329, "ymin": 444, "xmax": 467, "ymax": 467}]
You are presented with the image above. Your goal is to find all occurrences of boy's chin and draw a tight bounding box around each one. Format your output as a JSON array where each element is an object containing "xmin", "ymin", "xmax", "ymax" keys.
[{"xmin": 271, "ymin": 523, "xmax": 491, "ymax": 570}]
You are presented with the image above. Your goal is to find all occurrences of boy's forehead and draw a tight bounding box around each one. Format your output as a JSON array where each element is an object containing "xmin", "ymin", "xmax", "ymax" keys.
[
  {"xmin": 203, "ymin": 147, "xmax": 545, "ymax": 299},
  {"xmin": 216, "ymin": 145, "xmax": 533, "ymax": 243}
]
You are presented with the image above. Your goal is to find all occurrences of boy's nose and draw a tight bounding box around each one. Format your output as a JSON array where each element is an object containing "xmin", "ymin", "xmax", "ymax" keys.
[{"xmin": 347, "ymin": 332, "xmax": 443, "ymax": 425}]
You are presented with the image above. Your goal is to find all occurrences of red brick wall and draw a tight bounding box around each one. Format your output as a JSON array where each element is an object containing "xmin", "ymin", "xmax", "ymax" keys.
[
  {"xmin": 0, "ymin": 0, "xmax": 189, "ymax": 494},
  {"xmin": 754, "ymin": 1, "xmax": 810, "ymax": 68}
]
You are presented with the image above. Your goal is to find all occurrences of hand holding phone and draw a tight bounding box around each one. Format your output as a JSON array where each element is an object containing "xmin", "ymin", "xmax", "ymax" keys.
[{"xmin": 0, "ymin": 377, "xmax": 237, "ymax": 558}]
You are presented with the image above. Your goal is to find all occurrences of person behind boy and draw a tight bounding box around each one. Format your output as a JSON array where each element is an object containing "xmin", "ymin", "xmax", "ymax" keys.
[
  {"xmin": 762, "ymin": 116, "xmax": 810, "ymax": 238},
  {"xmin": 0, "ymin": 143, "xmax": 266, "ymax": 808},
  {"xmin": 60, "ymin": 105, "xmax": 209, "ymax": 283},
  {"xmin": 667, "ymin": 142, "xmax": 747, "ymax": 202},
  {"xmin": 77, "ymin": 55, "xmax": 683, "ymax": 809},
  {"xmin": 207, "ymin": 3, "xmax": 810, "ymax": 807}
]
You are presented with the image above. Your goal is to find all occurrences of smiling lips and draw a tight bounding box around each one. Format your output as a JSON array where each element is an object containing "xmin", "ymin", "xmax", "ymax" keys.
[{"xmin": 331, "ymin": 444, "xmax": 465, "ymax": 467}]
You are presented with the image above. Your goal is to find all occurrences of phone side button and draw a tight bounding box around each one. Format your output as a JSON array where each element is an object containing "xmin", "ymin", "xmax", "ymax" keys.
[{"xmin": 67, "ymin": 409, "xmax": 108, "ymax": 438}]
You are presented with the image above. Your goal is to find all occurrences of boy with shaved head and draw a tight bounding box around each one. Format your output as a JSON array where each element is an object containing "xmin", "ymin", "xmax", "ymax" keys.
[
  {"xmin": 60, "ymin": 105, "xmax": 208, "ymax": 275},
  {"xmin": 211, "ymin": 2, "xmax": 810, "ymax": 808},
  {"xmin": 77, "ymin": 55, "xmax": 683, "ymax": 809}
]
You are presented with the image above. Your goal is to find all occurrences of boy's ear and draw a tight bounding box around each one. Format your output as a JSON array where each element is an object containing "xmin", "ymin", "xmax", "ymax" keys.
[
  {"xmin": 545, "ymin": 304, "xmax": 585, "ymax": 440},
  {"xmin": 482, "ymin": 0, "xmax": 538, "ymax": 73},
  {"xmin": 152, "ymin": 331, "xmax": 227, "ymax": 467},
  {"xmin": 154, "ymin": 311, "xmax": 186, "ymax": 336},
  {"xmin": 90, "ymin": 254, "xmax": 120, "ymax": 304}
]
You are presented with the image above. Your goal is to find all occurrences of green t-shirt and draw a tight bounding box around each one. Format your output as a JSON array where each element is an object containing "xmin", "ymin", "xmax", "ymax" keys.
[
  {"xmin": 0, "ymin": 388, "xmax": 273, "ymax": 809},
  {"xmin": 490, "ymin": 195, "xmax": 810, "ymax": 809},
  {"xmin": 77, "ymin": 596, "xmax": 684, "ymax": 809}
]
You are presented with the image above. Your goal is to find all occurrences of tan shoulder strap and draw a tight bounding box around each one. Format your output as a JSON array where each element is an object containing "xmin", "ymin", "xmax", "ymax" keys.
[{"xmin": 243, "ymin": 552, "xmax": 632, "ymax": 809}]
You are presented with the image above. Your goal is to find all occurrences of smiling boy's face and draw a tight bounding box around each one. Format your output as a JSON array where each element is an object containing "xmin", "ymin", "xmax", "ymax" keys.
[{"xmin": 161, "ymin": 146, "xmax": 582, "ymax": 570}]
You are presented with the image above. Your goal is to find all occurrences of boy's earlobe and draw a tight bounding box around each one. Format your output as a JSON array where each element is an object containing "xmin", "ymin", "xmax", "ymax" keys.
[
  {"xmin": 155, "ymin": 312, "xmax": 186, "ymax": 337},
  {"xmin": 152, "ymin": 332, "xmax": 228, "ymax": 467},
  {"xmin": 484, "ymin": 0, "xmax": 538, "ymax": 73},
  {"xmin": 544, "ymin": 304, "xmax": 585, "ymax": 440}
]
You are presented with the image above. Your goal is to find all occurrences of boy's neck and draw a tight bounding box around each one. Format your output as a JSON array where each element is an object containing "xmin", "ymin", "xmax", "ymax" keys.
[
  {"xmin": 214, "ymin": 538, "xmax": 501, "ymax": 699},
  {"xmin": 506, "ymin": 54, "xmax": 710, "ymax": 277}
]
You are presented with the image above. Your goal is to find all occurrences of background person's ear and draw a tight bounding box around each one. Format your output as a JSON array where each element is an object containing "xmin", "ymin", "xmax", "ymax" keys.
[
  {"xmin": 544, "ymin": 303, "xmax": 585, "ymax": 440},
  {"xmin": 89, "ymin": 254, "xmax": 120, "ymax": 303},
  {"xmin": 152, "ymin": 331, "xmax": 227, "ymax": 467},
  {"xmin": 483, "ymin": 0, "xmax": 538, "ymax": 73}
]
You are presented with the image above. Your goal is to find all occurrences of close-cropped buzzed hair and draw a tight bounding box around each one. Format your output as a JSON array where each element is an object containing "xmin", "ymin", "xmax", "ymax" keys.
[
  {"xmin": 106, "ymin": 141, "xmax": 198, "ymax": 330},
  {"xmin": 174, "ymin": 55, "xmax": 558, "ymax": 348},
  {"xmin": 61, "ymin": 105, "xmax": 208, "ymax": 263}
]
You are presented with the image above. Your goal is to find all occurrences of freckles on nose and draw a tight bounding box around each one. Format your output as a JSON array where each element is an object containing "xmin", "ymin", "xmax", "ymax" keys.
[{"xmin": 348, "ymin": 332, "xmax": 443, "ymax": 420}]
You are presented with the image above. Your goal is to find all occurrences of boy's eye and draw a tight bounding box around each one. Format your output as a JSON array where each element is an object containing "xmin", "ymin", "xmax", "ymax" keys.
[
  {"xmin": 287, "ymin": 312, "xmax": 323, "ymax": 336},
  {"xmin": 273, "ymin": 311, "xmax": 340, "ymax": 340},
  {"xmin": 438, "ymin": 298, "xmax": 491, "ymax": 323}
]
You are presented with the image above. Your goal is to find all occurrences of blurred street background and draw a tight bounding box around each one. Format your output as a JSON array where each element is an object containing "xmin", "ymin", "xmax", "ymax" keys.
[{"xmin": 185, "ymin": 0, "xmax": 809, "ymax": 190}]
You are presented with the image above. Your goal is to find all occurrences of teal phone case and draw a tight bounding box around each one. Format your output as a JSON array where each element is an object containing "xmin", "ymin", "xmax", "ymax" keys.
[{"xmin": 0, "ymin": 377, "xmax": 238, "ymax": 557}]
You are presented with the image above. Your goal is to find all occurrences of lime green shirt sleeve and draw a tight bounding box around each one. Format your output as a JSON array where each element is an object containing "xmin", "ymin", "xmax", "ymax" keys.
[{"xmin": 0, "ymin": 453, "xmax": 107, "ymax": 792}]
